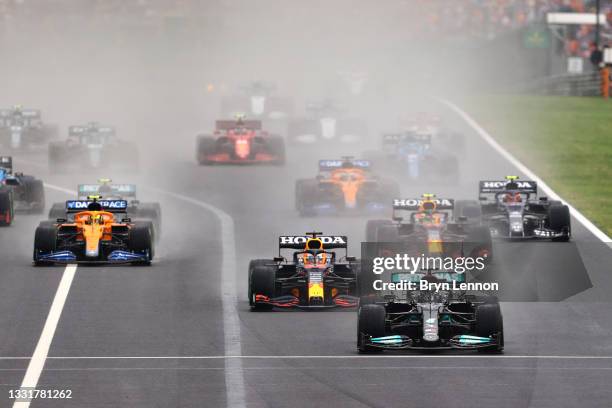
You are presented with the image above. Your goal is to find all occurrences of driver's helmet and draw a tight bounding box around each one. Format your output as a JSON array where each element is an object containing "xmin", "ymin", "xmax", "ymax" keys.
[
  {"xmin": 298, "ymin": 251, "xmax": 329, "ymax": 268},
  {"xmin": 503, "ymin": 191, "xmax": 522, "ymax": 203},
  {"xmin": 297, "ymin": 238, "xmax": 330, "ymax": 268}
]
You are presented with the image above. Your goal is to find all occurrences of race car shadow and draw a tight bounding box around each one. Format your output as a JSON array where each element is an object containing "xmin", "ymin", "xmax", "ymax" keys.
[{"xmin": 471, "ymin": 241, "xmax": 592, "ymax": 302}]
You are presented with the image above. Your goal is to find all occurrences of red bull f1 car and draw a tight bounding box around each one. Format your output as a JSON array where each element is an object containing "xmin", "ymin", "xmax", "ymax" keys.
[
  {"xmin": 248, "ymin": 232, "xmax": 360, "ymax": 310},
  {"xmin": 196, "ymin": 116, "xmax": 285, "ymax": 165},
  {"xmin": 365, "ymin": 194, "xmax": 492, "ymax": 263}
]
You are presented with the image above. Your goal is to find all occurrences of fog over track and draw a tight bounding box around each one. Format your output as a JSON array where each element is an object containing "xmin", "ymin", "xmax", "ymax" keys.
[{"xmin": 1, "ymin": 2, "xmax": 611, "ymax": 408}]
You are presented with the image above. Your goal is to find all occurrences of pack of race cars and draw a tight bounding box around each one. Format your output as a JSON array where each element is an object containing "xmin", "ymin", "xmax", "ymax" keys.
[{"xmin": 1, "ymin": 93, "xmax": 574, "ymax": 355}]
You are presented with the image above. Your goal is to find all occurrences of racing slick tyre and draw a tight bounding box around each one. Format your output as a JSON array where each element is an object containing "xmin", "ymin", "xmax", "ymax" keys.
[
  {"xmin": 249, "ymin": 265, "xmax": 276, "ymax": 311},
  {"xmin": 454, "ymin": 200, "xmax": 482, "ymax": 224},
  {"xmin": 267, "ymin": 135, "xmax": 286, "ymax": 165},
  {"xmin": 23, "ymin": 178, "xmax": 45, "ymax": 214},
  {"xmin": 376, "ymin": 224, "xmax": 400, "ymax": 243},
  {"xmin": 134, "ymin": 203, "xmax": 162, "ymax": 240},
  {"xmin": 48, "ymin": 142, "xmax": 67, "ymax": 173},
  {"xmin": 196, "ymin": 136, "xmax": 216, "ymax": 165},
  {"xmin": 548, "ymin": 205, "xmax": 571, "ymax": 242},
  {"xmin": 33, "ymin": 225, "xmax": 57, "ymax": 265},
  {"xmin": 248, "ymin": 259, "xmax": 274, "ymax": 306},
  {"xmin": 295, "ymin": 179, "xmax": 324, "ymax": 216},
  {"xmin": 128, "ymin": 224, "xmax": 154, "ymax": 265},
  {"xmin": 365, "ymin": 219, "xmax": 392, "ymax": 242},
  {"xmin": 467, "ymin": 225, "xmax": 493, "ymax": 263},
  {"xmin": 475, "ymin": 302, "xmax": 504, "ymax": 352},
  {"xmin": 0, "ymin": 188, "xmax": 14, "ymax": 226},
  {"xmin": 48, "ymin": 202, "xmax": 66, "ymax": 220},
  {"xmin": 357, "ymin": 304, "xmax": 386, "ymax": 353}
]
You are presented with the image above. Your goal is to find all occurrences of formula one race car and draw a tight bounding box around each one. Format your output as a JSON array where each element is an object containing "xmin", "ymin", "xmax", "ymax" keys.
[
  {"xmin": 366, "ymin": 131, "xmax": 460, "ymax": 182},
  {"xmin": 357, "ymin": 269, "xmax": 503, "ymax": 353},
  {"xmin": 34, "ymin": 197, "xmax": 154, "ymax": 265},
  {"xmin": 0, "ymin": 105, "xmax": 58, "ymax": 150},
  {"xmin": 248, "ymin": 232, "xmax": 360, "ymax": 310},
  {"xmin": 220, "ymin": 81, "xmax": 294, "ymax": 121},
  {"xmin": 295, "ymin": 158, "xmax": 400, "ymax": 216},
  {"xmin": 196, "ymin": 115, "xmax": 285, "ymax": 165},
  {"xmin": 0, "ymin": 156, "xmax": 45, "ymax": 213},
  {"xmin": 48, "ymin": 179, "xmax": 161, "ymax": 240},
  {"xmin": 365, "ymin": 194, "xmax": 492, "ymax": 261},
  {"xmin": 288, "ymin": 99, "xmax": 366, "ymax": 144},
  {"xmin": 0, "ymin": 168, "xmax": 13, "ymax": 226},
  {"xmin": 479, "ymin": 176, "xmax": 571, "ymax": 241},
  {"xmin": 48, "ymin": 122, "xmax": 139, "ymax": 172}
]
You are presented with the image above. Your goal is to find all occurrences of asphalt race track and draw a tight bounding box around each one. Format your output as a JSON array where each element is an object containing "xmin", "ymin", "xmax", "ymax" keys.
[{"xmin": 1, "ymin": 101, "xmax": 612, "ymax": 408}]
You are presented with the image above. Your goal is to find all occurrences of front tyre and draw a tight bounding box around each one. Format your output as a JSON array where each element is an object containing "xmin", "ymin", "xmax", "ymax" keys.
[{"xmin": 357, "ymin": 304, "xmax": 386, "ymax": 353}]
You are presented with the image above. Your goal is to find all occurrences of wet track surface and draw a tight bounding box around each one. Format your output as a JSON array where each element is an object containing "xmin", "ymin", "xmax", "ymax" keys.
[{"xmin": 1, "ymin": 102, "xmax": 612, "ymax": 408}]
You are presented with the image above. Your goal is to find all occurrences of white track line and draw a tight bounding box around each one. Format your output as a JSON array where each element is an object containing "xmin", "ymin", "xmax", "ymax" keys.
[
  {"xmin": 441, "ymin": 98, "xmax": 612, "ymax": 245},
  {"xmin": 13, "ymin": 265, "xmax": 77, "ymax": 408},
  {"xmin": 42, "ymin": 183, "xmax": 76, "ymax": 196},
  {"xmin": 4, "ymin": 355, "xmax": 612, "ymax": 360},
  {"xmin": 143, "ymin": 187, "xmax": 246, "ymax": 408}
]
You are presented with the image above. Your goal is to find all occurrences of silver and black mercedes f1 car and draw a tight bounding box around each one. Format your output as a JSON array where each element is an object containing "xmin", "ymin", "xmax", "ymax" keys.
[
  {"xmin": 0, "ymin": 106, "xmax": 58, "ymax": 150},
  {"xmin": 479, "ymin": 176, "xmax": 571, "ymax": 241},
  {"xmin": 357, "ymin": 269, "xmax": 504, "ymax": 353},
  {"xmin": 48, "ymin": 123, "xmax": 139, "ymax": 172},
  {"xmin": 248, "ymin": 232, "xmax": 360, "ymax": 310}
]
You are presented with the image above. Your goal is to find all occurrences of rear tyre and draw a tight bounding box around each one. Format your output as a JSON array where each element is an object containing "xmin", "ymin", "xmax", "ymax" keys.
[
  {"xmin": 467, "ymin": 225, "xmax": 493, "ymax": 263},
  {"xmin": 25, "ymin": 178, "xmax": 45, "ymax": 214},
  {"xmin": 376, "ymin": 224, "xmax": 400, "ymax": 243},
  {"xmin": 548, "ymin": 205, "xmax": 571, "ymax": 242},
  {"xmin": 0, "ymin": 189, "xmax": 13, "ymax": 227},
  {"xmin": 357, "ymin": 304, "xmax": 386, "ymax": 353},
  {"xmin": 267, "ymin": 135, "xmax": 286, "ymax": 165},
  {"xmin": 365, "ymin": 219, "xmax": 392, "ymax": 242},
  {"xmin": 33, "ymin": 225, "xmax": 57, "ymax": 265},
  {"xmin": 196, "ymin": 136, "xmax": 216, "ymax": 165},
  {"xmin": 128, "ymin": 224, "xmax": 153, "ymax": 265},
  {"xmin": 475, "ymin": 302, "xmax": 504, "ymax": 352},
  {"xmin": 249, "ymin": 265, "xmax": 276, "ymax": 311},
  {"xmin": 454, "ymin": 200, "xmax": 482, "ymax": 224},
  {"xmin": 48, "ymin": 202, "xmax": 66, "ymax": 220}
]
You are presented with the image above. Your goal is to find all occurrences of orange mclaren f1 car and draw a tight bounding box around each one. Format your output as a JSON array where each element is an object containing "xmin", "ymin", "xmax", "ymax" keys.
[
  {"xmin": 33, "ymin": 197, "xmax": 154, "ymax": 265},
  {"xmin": 295, "ymin": 157, "xmax": 399, "ymax": 216}
]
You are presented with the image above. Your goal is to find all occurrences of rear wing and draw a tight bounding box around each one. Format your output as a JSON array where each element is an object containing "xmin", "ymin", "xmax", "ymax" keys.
[
  {"xmin": 318, "ymin": 159, "xmax": 370, "ymax": 171},
  {"xmin": 278, "ymin": 235, "xmax": 348, "ymax": 250},
  {"xmin": 65, "ymin": 200, "xmax": 128, "ymax": 213},
  {"xmin": 479, "ymin": 180, "xmax": 538, "ymax": 196},
  {"xmin": 21, "ymin": 110, "xmax": 40, "ymax": 118},
  {"xmin": 69, "ymin": 125, "xmax": 115, "ymax": 136},
  {"xmin": 215, "ymin": 120, "xmax": 262, "ymax": 131},
  {"xmin": 392, "ymin": 198, "xmax": 454, "ymax": 211},
  {"xmin": 0, "ymin": 156, "xmax": 13, "ymax": 173},
  {"xmin": 77, "ymin": 184, "xmax": 137, "ymax": 198}
]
